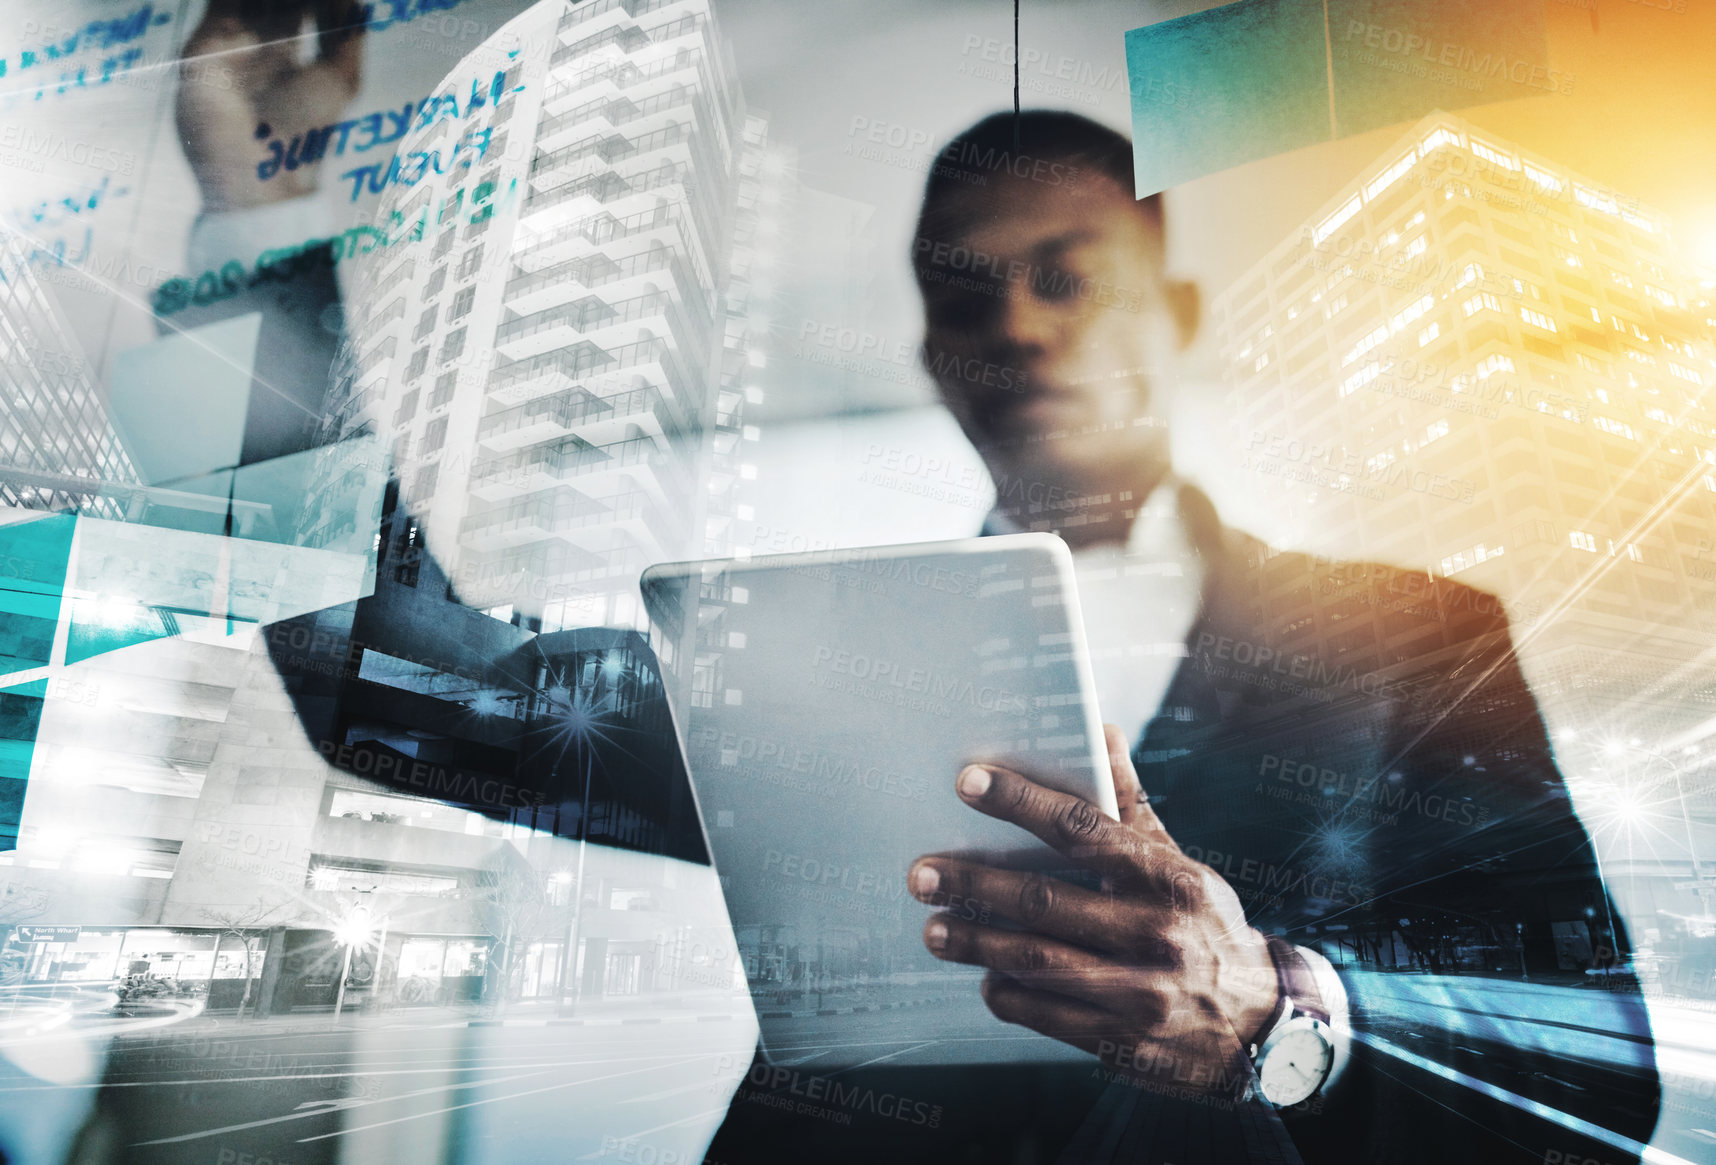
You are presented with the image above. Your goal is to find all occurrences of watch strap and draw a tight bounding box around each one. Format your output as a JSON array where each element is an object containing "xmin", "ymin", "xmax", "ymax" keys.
[{"xmin": 1265, "ymin": 935, "xmax": 1330, "ymax": 1024}]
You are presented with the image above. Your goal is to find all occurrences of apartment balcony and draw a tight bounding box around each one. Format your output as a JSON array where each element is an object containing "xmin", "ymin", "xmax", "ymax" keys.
[
  {"xmin": 556, "ymin": 0, "xmax": 685, "ymax": 39},
  {"xmin": 486, "ymin": 344, "xmax": 617, "ymax": 401},
  {"xmin": 494, "ymin": 297, "xmax": 618, "ymax": 361},
  {"xmin": 520, "ymin": 158, "xmax": 692, "ymax": 235},
  {"xmin": 535, "ymin": 86, "xmax": 696, "ymax": 164},
  {"xmin": 500, "ymin": 307, "xmax": 677, "ymax": 384},
  {"xmin": 532, "ymin": 122, "xmax": 693, "ymax": 193},
  {"xmin": 468, "ymin": 433, "xmax": 690, "ymax": 506},
  {"xmin": 510, "ymin": 202, "xmax": 698, "ymax": 277},
  {"xmin": 539, "ymin": 58, "xmax": 642, "ymax": 119},
  {"xmin": 478, "ymin": 385, "xmax": 680, "ymax": 453},
  {"xmin": 459, "ymin": 487, "xmax": 682, "ymax": 556},
  {"xmin": 550, "ymin": 21, "xmax": 651, "ymax": 72},
  {"xmin": 503, "ymin": 248, "xmax": 678, "ymax": 316},
  {"xmin": 530, "ymin": 133, "xmax": 632, "ymax": 183},
  {"xmin": 518, "ymin": 170, "xmax": 638, "ymax": 235},
  {"xmin": 540, "ymin": 44, "xmax": 704, "ymax": 120}
]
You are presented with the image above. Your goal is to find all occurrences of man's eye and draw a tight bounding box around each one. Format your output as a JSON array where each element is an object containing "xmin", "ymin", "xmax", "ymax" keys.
[{"xmin": 1034, "ymin": 269, "xmax": 1080, "ymax": 303}]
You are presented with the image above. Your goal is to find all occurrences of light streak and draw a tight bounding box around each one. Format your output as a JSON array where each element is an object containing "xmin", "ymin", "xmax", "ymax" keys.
[{"xmin": 1354, "ymin": 1030, "xmax": 1697, "ymax": 1165}]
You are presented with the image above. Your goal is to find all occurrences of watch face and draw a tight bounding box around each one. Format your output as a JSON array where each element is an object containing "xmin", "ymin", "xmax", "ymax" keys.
[{"xmin": 1257, "ymin": 1023, "xmax": 1333, "ymax": 1107}]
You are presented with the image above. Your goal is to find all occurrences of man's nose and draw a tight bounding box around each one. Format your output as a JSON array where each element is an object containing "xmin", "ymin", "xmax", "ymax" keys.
[{"xmin": 994, "ymin": 286, "xmax": 1056, "ymax": 356}]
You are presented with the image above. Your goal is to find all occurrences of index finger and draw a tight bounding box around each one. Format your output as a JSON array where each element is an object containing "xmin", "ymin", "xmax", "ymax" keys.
[
  {"xmin": 1102, "ymin": 723, "xmax": 1171, "ymax": 837},
  {"xmin": 955, "ymin": 763, "xmax": 1170, "ymax": 885}
]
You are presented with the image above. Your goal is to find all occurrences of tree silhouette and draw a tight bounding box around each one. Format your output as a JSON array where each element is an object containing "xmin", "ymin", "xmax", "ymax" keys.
[{"xmin": 200, "ymin": 898, "xmax": 293, "ymax": 1020}]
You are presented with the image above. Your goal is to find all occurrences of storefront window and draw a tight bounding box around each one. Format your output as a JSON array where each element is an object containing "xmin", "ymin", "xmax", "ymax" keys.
[
  {"xmin": 114, "ymin": 929, "xmax": 218, "ymax": 983},
  {"xmin": 4, "ymin": 928, "xmax": 127, "ymax": 983}
]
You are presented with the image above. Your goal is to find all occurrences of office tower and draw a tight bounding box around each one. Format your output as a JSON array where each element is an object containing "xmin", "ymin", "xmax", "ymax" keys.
[
  {"xmin": 0, "ymin": 243, "xmax": 136, "ymax": 515},
  {"xmin": 1213, "ymin": 111, "xmax": 1716, "ymax": 957},
  {"xmin": 1215, "ymin": 111, "xmax": 1716, "ymax": 650},
  {"xmin": 331, "ymin": 0, "xmax": 756, "ymax": 652}
]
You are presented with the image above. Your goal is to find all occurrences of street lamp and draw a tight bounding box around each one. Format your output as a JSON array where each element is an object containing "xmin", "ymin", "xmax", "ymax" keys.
[{"xmin": 332, "ymin": 904, "xmax": 372, "ymax": 1022}]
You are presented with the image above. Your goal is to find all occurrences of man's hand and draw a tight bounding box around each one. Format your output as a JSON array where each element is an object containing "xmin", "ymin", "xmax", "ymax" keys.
[
  {"xmin": 909, "ymin": 725, "xmax": 1280, "ymax": 1095},
  {"xmin": 177, "ymin": 0, "xmax": 365, "ymax": 211}
]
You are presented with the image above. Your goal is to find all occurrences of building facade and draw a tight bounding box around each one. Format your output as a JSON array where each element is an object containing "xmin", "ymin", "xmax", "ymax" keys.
[
  {"xmin": 329, "ymin": 0, "xmax": 758, "ymax": 648},
  {"xmin": 1213, "ymin": 111, "xmax": 1716, "ymax": 988}
]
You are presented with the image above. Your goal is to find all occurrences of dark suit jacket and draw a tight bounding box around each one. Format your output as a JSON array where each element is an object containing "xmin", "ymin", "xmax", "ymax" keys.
[{"xmin": 707, "ymin": 486, "xmax": 1659, "ymax": 1164}]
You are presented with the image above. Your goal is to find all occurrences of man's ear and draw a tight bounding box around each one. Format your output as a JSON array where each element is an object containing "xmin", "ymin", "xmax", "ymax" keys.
[{"xmin": 1164, "ymin": 279, "xmax": 1200, "ymax": 351}]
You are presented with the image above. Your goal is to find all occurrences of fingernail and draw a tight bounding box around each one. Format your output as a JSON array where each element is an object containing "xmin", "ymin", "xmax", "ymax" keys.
[
  {"xmin": 958, "ymin": 765, "xmax": 992, "ymax": 798},
  {"xmin": 910, "ymin": 863, "xmax": 939, "ymax": 897},
  {"xmin": 924, "ymin": 918, "xmax": 948, "ymax": 951}
]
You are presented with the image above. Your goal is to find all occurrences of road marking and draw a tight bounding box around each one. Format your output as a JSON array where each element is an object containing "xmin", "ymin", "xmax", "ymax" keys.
[{"xmin": 293, "ymin": 1057, "xmax": 708, "ymax": 1144}]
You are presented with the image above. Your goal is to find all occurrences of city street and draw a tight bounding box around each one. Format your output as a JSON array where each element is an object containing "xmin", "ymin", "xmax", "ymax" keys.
[{"xmin": 1, "ymin": 976, "xmax": 1714, "ymax": 1163}]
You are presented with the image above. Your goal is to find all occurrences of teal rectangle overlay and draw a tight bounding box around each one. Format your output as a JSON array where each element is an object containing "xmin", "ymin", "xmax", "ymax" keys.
[
  {"xmin": 1329, "ymin": 0, "xmax": 1552, "ymax": 137},
  {"xmin": 1125, "ymin": 0, "xmax": 1552, "ymax": 196},
  {"xmin": 1125, "ymin": 0, "xmax": 1330, "ymax": 199}
]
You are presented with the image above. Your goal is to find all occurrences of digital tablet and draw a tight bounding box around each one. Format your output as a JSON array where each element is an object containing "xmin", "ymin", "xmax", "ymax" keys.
[{"xmin": 640, "ymin": 534, "xmax": 1114, "ymax": 1067}]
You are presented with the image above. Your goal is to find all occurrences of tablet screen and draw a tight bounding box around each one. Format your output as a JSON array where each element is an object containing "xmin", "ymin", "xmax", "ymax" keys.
[{"xmin": 641, "ymin": 533, "xmax": 1113, "ymax": 1067}]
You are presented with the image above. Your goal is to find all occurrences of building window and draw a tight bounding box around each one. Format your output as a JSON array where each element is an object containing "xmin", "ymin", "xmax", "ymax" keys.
[
  {"xmin": 422, "ymin": 416, "xmax": 449, "ymax": 454},
  {"xmin": 450, "ymin": 286, "xmax": 476, "ymax": 320},
  {"xmin": 1440, "ymin": 543, "xmax": 1502, "ymax": 577},
  {"xmin": 1342, "ymin": 324, "xmax": 1387, "ymax": 367},
  {"xmin": 1474, "ymin": 353, "xmax": 1514, "ymax": 380},
  {"xmin": 425, "ymin": 266, "xmax": 447, "ymax": 297},
  {"xmin": 414, "ymin": 305, "xmax": 438, "ymax": 340},
  {"xmin": 1462, "ymin": 292, "xmax": 1501, "ymax": 317},
  {"xmin": 1569, "ymin": 530, "xmax": 1597, "ymax": 553},
  {"xmin": 412, "ymin": 463, "xmax": 439, "ymax": 497},
  {"xmin": 430, "ymin": 370, "xmax": 458, "ymax": 408},
  {"xmin": 394, "ymin": 389, "xmax": 419, "ymax": 426},
  {"xmin": 434, "ymin": 227, "xmax": 457, "ymax": 259},
  {"xmin": 1593, "ymin": 415, "xmax": 1637, "ymax": 441},
  {"xmin": 1340, "ymin": 362, "xmax": 1380, "ymax": 397},
  {"xmin": 308, "ymin": 865, "xmax": 458, "ymax": 896},
  {"xmin": 1388, "ymin": 294, "xmax": 1433, "ymax": 336},
  {"xmin": 405, "ymin": 346, "xmax": 430, "ymax": 381},
  {"xmin": 457, "ymin": 245, "xmax": 484, "ymax": 281},
  {"xmin": 1469, "ymin": 139, "xmax": 1517, "ymax": 170},
  {"xmin": 1519, "ymin": 307, "xmax": 1557, "ymax": 333},
  {"xmin": 440, "ymin": 327, "xmax": 467, "ymax": 364}
]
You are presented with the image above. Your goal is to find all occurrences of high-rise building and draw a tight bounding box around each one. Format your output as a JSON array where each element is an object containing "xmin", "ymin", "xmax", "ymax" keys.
[
  {"xmin": 0, "ymin": 242, "xmax": 137, "ymax": 515},
  {"xmin": 1215, "ymin": 109, "xmax": 1716, "ymax": 670},
  {"xmin": 0, "ymin": 0, "xmax": 771, "ymax": 1020},
  {"xmin": 330, "ymin": 0, "xmax": 758, "ymax": 657},
  {"xmin": 1212, "ymin": 111, "xmax": 1716, "ymax": 965}
]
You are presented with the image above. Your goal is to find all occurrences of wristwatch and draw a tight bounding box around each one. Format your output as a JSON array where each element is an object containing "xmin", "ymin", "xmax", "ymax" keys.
[{"xmin": 1249, "ymin": 937, "xmax": 1337, "ymax": 1107}]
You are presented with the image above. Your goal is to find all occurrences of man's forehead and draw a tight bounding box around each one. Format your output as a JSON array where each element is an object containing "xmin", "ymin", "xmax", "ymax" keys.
[{"xmin": 931, "ymin": 170, "xmax": 1152, "ymax": 258}]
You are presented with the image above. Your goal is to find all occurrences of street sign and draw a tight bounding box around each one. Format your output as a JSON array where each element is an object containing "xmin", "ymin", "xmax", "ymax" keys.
[{"xmin": 13, "ymin": 926, "xmax": 80, "ymax": 943}]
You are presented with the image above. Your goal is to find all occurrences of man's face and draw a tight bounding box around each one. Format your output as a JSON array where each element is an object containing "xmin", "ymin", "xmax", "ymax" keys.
[{"xmin": 916, "ymin": 170, "xmax": 1189, "ymax": 494}]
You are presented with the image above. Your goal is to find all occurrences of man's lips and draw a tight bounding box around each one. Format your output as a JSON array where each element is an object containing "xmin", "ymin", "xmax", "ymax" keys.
[{"xmin": 995, "ymin": 384, "xmax": 1091, "ymax": 419}]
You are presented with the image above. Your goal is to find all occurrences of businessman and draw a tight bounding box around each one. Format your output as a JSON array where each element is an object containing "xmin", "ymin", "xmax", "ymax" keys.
[
  {"xmin": 156, "ymin": 9, "xmax": 1659, "ymax": 1155},
  {"xmin": 705, "ymin": 110, "xmax": 1660, "ymax": 1164}
]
